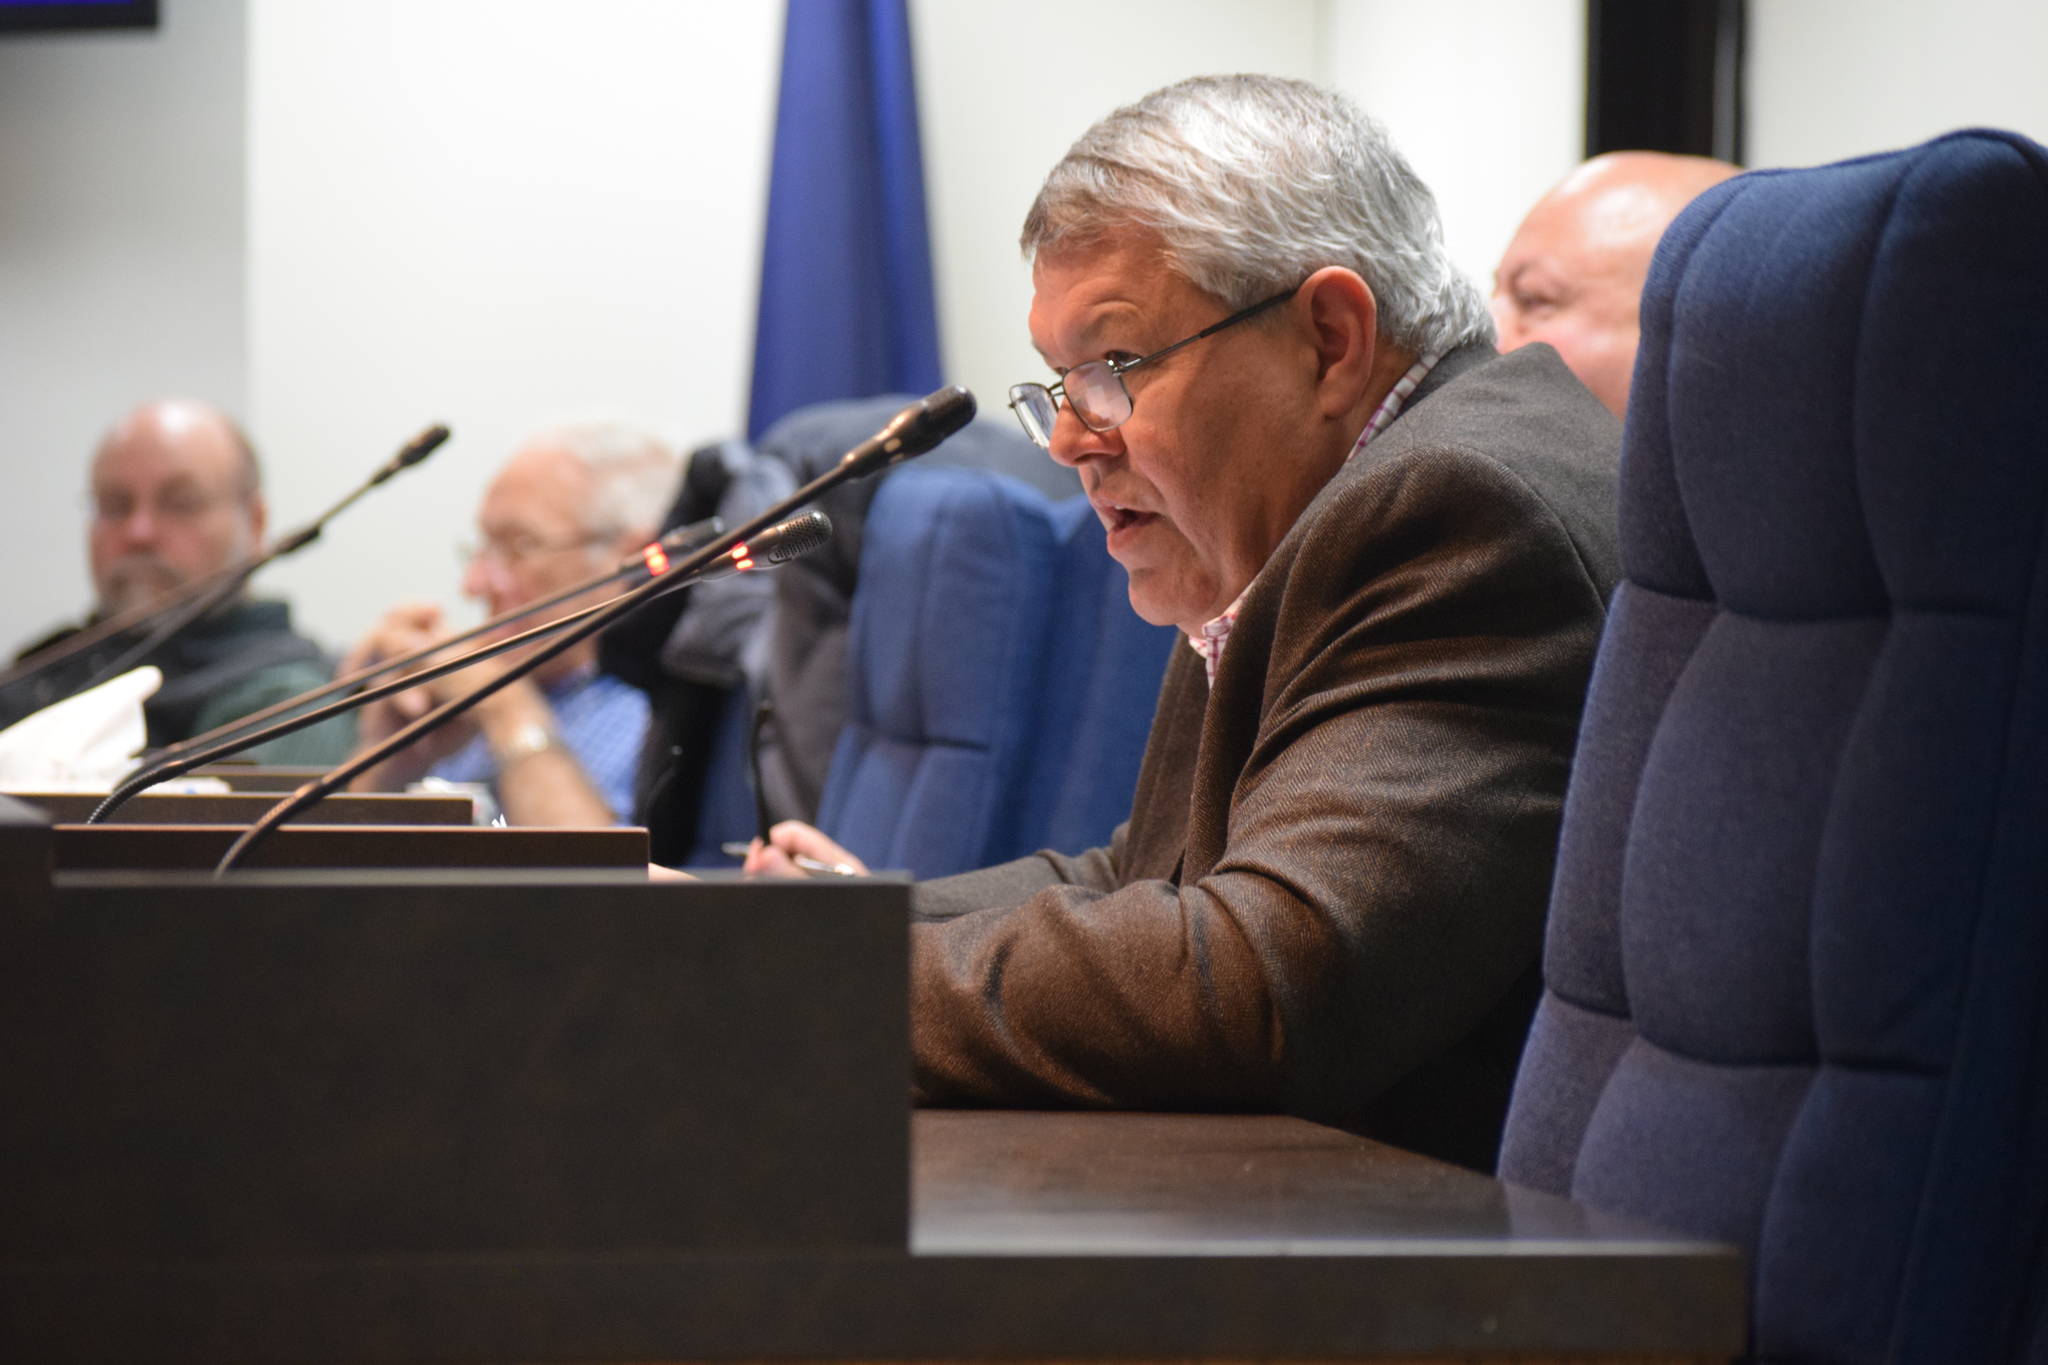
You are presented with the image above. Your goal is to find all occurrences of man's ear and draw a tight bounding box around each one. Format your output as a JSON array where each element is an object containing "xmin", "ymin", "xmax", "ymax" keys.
[
  {"xmin": 1301, "ymin": 267, "xmax": 1380, "ymax": 420},
  {"xmin": 244, "ymin": 492, "xmax": 269, "ymax": 555}
]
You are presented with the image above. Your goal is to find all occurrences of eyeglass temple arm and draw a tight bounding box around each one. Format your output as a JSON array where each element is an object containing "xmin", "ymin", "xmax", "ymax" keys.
[{"xmin": 1113, "ymin": 285, "xmax": 1301, "ymax": 380}]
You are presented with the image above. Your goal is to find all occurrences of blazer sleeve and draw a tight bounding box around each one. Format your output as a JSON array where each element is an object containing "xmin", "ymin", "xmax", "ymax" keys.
[
  {"xmin": 911, "ymin": 829, "xmax": 1127, "ymax": 920},
  {"xmin": 907, "ymin": 444, "xmax": 1613, "ymax": 1123}
]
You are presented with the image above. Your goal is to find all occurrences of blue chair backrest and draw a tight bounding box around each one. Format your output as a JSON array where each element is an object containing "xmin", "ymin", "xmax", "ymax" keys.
[
  {"xmin": 817, "ymin": 467, "xmax": 1062, "ymax": 878},
  {"xmin": 817, "ymin": 466, "xmax": 1174, "ymax": 879},
  {"xmin": 1498, "ymin": 130, "xmax": 2048, "ymax": 1362},
  {"xmin": 1016, "ymin": 497, "xmax": 1178, "ymax": 859}
]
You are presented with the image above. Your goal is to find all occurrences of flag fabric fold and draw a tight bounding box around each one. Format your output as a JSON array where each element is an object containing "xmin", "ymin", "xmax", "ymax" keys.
[{"xmin": 747, "ymin": 0, "xmax": 942, "ymax": 441}]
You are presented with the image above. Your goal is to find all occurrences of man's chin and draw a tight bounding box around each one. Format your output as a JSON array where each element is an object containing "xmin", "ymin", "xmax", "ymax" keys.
[
  {"xmin": 96, "ymin": 573, "xmax": 187, "ymax": 618},
  {"xmin": 1123, "ymin": 577, "xmax": 1201, "ymax": 634}
]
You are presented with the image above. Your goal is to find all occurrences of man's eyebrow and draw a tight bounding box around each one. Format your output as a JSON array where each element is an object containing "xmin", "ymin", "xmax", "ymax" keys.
[{"xmin": 1030, "ymin": 296, "xmax": 1145, "ymax": 373}]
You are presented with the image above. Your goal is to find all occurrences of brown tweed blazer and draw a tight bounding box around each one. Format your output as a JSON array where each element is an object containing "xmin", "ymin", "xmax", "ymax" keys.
[{"xmin": 908, "ymin": 342, "xmax": 1622, "ymax": 1168}]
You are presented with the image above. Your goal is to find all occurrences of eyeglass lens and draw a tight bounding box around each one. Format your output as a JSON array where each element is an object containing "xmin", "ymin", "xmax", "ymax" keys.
[{"xmin": 1007, "ymin": 362, "xmax": 1137, "ymax": 449}]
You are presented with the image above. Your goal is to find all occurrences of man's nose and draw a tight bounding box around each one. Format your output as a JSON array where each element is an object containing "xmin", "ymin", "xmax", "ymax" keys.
[
  {"xmin": 1046, "ymin": 403, "xmax": 1123, "ymax": 469},
  {"xmin": 461, "ymin": 552, "xmax": 501, "ymax": 602},
  {"xmin": 109, "ymin": 504, "xmax": 161, "ymax": 545}
]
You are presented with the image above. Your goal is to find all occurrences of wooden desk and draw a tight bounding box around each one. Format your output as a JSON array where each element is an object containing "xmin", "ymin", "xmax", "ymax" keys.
[
  {"xmin": 10, "ymin": 789, "xmax": 476, "ymax": 825},
  {"xmin": 907, "ymin": 1110, "xmax": 1742, "ymax": 1361},
  {"xmin": 0, "ymin": 1110, "xmax": 1741, "ymax": 1362},
  {"xmin": 0, "ymin": 805, "xmax": 1742, "ymax": 1361},
  {"xmin": 48, "ymin": 820, "xmax": 648, "ymax": 869}
]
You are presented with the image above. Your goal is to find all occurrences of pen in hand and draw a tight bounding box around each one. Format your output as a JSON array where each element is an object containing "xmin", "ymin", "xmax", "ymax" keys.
[{"xmin": 719, "ymin": 841, "xmax": 860, "ymax": 877}]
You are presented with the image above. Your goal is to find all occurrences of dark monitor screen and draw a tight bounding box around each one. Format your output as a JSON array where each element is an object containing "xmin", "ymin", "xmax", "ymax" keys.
[{"xmin": 0, "ymin": 1, "xmax": 159, "ymax": 33}]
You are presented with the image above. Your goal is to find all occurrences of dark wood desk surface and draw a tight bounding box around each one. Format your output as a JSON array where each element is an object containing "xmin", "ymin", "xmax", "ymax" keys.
[
  {"xmin": 903, "ymin": 1110, "xmax": 1743, "ymax": 1361},
  {"xmin": 2, "ymin": 1109, "xmax": 1742, "ymax": 1362},
  {"xmin": 916, "ymin": 1109, "xmax": 1722, "ymax": 1254}
]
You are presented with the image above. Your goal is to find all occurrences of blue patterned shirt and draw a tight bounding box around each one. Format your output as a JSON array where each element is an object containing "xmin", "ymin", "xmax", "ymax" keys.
[{"xmin": 429, "ymin": 667, "xmax": 648, "ymax": 824}]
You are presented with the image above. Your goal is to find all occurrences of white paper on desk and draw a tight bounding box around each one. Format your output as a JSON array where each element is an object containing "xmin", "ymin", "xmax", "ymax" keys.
[{"xmin": 0, "ymin": 665, "xmax": 163, "ymax": 793}]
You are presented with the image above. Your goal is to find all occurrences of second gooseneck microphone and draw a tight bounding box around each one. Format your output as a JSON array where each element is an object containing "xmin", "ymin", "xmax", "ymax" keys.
[{"xmin": 213, "ymin": 386, "xmax": 976, "ymax": 874}]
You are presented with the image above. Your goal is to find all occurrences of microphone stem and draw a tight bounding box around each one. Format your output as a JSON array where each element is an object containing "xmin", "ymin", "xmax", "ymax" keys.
[
  {"xmin": 214, "ymin": 454, "xmax": 875, "ymax": 874},
  {"xmin": 0, "ymin": 562, "xmax": 233, "ymax": 692},
  {"xmin": 106, "ymin": 517, "xmax": 720, "ymax": 804},
  {"xmin": 9, "ymin": 425, "xmax": 448, "ymax": 700},
  {"xmin": 71, "ymin": 558, "xmax": 266, "ymax": 696},
  {"xmin": 90, "ymin": 594, "xmax": 613, "ymax": 825}
]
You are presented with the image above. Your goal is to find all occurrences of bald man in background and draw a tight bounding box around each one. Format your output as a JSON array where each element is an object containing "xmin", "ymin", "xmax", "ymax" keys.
[
  {"xmin": 1, "ymin": 398, "xmax": 353, "ymax": 764},
  {"xmin": 1492, "ymin": 152, "xmax": 1739, "ymax": 417}
]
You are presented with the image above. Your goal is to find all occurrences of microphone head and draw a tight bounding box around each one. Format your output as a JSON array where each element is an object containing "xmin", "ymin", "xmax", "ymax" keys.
[
  {"xmin": 844, "ymin": 386, "xmax": 979, "ymax": 476},
  {"xmin": 739, "ymin": 510, "xmax": 833, "ymax": 567},
  {"xmin": 891, "ymin": 385, "xmax": 977, "ymax": 463},
  {"xmin": 398, "ymin": 424, "xmax": 452, "ymax": 468}
]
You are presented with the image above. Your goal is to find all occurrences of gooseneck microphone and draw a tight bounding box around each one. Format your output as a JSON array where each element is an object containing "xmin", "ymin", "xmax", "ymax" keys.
[
  {"xmin": 213, "ymin": 386, "xmax": 975, "ymax": 874},
  {"xmin": 93, "ymin": 513, "xmax": 726, "ymax": 810},
  {"xmin": 0, "ymin": 424, "xmax": 452, "ymax": 708},
  {"xmin": 87, "ymin": 511, "xmax": 822, "ymax": 822}
]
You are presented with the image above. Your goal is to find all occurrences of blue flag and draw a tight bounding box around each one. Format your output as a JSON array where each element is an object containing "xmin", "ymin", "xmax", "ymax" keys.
[{"xmin": 747, "ymin": 0, "xmax": 943, "ymax": 440}]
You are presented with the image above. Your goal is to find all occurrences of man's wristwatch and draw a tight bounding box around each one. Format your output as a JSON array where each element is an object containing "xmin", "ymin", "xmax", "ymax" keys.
[{"xmin": 492, "ymin": 720, "xmax": 561, "ymax": 766}]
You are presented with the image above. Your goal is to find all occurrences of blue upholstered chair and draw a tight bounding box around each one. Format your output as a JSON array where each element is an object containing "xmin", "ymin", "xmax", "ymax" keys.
[
  {"xmin": 663, "ymin": 399, "xmax": 1084, "ymax": 869},
  {"xmin": 1016, "ymin": 496, "xmax": 1178, "ymax": 859},
  {"xmin": 816, "ymin": 466, "xmax": 1174, "ymax": 880},
  {"xmin": 815, "ymin": 467, "xmax": 1060, "ymax": 878},
  {"xmin": 1498, "ymin": 130, "xmax": 2048, "ymax": 1362}
]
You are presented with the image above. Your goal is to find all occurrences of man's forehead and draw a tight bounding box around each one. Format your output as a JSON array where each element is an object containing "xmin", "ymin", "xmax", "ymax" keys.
[
  {"xmin": 1028, "ymin": 239, "xmax": 1186, "ymax": 353},
  {"xmin": 92, "ymin": 427, "xmax": 240, "ymax": 490},
  {"xmin": 1499, "ymin": 197, "xmax": 1635, "ymax": 288},
  {"xmin": 483, "ymin": 447, "xmax": 591, "ymax": 525}
]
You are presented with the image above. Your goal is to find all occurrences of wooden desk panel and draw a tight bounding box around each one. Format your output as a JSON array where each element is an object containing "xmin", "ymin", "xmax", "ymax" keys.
[
  {"xmin": 12, "ymin": 789, "xmax": 476, "ymax": 825},
  {"xmin": 50, "ymin": 821, "xmax": 648, "ymax": 869},
  {"xmin": 0, "ymin": 1108, "xmax": 1741, "ymax": 1362}
]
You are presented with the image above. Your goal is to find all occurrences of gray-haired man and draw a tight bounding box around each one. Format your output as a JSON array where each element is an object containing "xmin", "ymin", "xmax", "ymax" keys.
[{"xmin": 753, "ymin": 75, "xmax": 1622, "ymax": 1169}]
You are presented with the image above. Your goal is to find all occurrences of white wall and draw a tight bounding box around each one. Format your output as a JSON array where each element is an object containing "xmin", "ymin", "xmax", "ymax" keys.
[
  {"xmin": 13, "ymin": 0, "xmax": 2032, "ymax": 664},
  {"xmin": 0, "ymin": 2, "xmax": 248, "ymax": 654},
  {"xmin": 910, "ymin": 0, "xmax": 1320, "ymax": 409},
  {"xmin": 1748, "ymin": 0, "xmax": 2048, "ymax": 169},
  {"xmin": 1, "ymin": 0, "xmax": 1572, "ymax": 658},
  {"xmin": 247, "ymin": 0, "xmax": 784, "ymax": 647},
  {"xmin": 1320, "ymin": 0, "xmax": 1585, "ymax": 304}
]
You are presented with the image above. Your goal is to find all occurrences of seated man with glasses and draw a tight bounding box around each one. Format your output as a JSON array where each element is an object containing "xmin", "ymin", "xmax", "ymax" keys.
[
  {"xmin": 2, "ymin": 398, "xmax": 355, "ymax": 764},
  {"xmin": 748, "ymin": 75, "xmax": 1622, "ymax": 1170},
  {"xmin": 342, "ymin": 426, "xmax": 678, "ymax": 826}
]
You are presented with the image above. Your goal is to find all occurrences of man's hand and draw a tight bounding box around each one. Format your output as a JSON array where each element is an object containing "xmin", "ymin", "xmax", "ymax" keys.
[
  {"xmin": 341, "ymin": 601, "xmax": 483, "ymax": 788},
  {"xmin": 742, "ymin": 820, "xmax": 869, "ymax": 878}
]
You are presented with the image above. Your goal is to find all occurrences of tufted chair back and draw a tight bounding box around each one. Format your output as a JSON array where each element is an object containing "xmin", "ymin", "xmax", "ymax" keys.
[
  {"xmin": 817, "ymin": 467, "xmax": 1061, "ymax": 878},
  {"xmin": 1498, "ymin": 130, "xmax": 2048, "ymax": 1362},
  {"xmin": 815, "ymin": 467, "xmax": 1173, "ymax": 880}
]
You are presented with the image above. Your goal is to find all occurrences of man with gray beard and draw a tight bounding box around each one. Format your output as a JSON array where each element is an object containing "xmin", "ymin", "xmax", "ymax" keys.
[{"xmin": 3, "ymin": 398, "xmax": 351, "ymax": 764}]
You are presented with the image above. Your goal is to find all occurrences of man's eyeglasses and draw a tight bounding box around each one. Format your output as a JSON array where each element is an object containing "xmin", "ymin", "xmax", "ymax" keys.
[
  {"xmin": 457, "ymin": 531, "xmax": 603, "ymax": 569},
  {"xmin": 1007, "ymin": 283, "xmax": 1301, "ymax": 449},
  {"xmin": 89, "ymin": 488, "xmax": 240, "ymax": 526}
]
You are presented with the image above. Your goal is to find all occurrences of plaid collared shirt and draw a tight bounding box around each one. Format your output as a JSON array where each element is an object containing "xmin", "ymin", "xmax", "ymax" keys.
[{"xmin": 1186, "ymin": 351, "xmax": 1440, "ymax": 685}]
